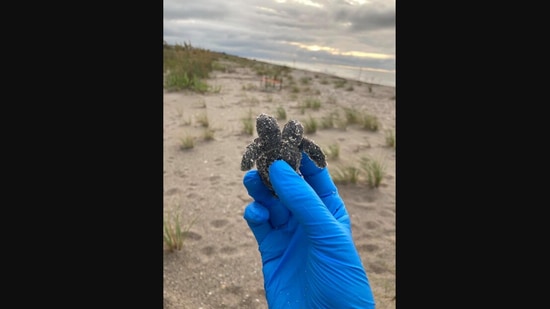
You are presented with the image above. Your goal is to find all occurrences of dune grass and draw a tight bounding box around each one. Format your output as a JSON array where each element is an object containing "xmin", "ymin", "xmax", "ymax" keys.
[
  {"xmin": 242, "ymin": 110, "xmax": 255, "ymax": 135},
  {"xmin": 179, "ymin": 135, "xmax": 195, "ymax": 150},
  {"xmin": 203, "ymin": 128, "xmax": 215, "ymax": 141},
  {"xmin": 163, "ymin": 211, "xmax": 199, "ymax": 253},
  {"xmin": 324, "ymin": 143, "xmax": 340, "ymax": 160},
  {"xmin": 303, "ymin": 116, "xmax": 318, "ymax": 134},
  {"xmin": 275, "ymin": 106, "xmax": 287, "ymax": 121},
  {"xmin": 196, "ymin": 112, "xmax": 209, "ymax": 128},
  {"xmin": 332, "ymin": 166, "xmax": 361, "ymax": 184},
  {"xmin": 361, "ymin": 155, "xmax": 387, "ymax": 188},
  {"xmin": 385, "ymin": 129, "xmax": 396, "ymax": 148},
  {"xmin": 163, "ymin": 41, "xmax": 221, "ymax": 93}
]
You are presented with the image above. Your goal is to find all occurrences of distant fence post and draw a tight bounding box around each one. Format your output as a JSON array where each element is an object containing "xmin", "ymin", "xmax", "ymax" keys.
[{"xmin": 260, "ymin": 75, "xmax": 283, "ymax": 91}]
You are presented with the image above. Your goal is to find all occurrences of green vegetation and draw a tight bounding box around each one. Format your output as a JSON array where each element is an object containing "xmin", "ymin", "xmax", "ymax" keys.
[
  {"xmin": 332, "ymin": 166, "xmax": 361, "ymax": 184},
  {"xmin": 334, "ymin": 78, "xmax": 347, "ymax": 89},
  {"xmin": 196, "ymin": 112, "xmax": 209, "ymax": 127},
  {"xmin": 275, "ymin": 106, "xmax": 287, "ymax": 121},
  {"xmin": 325, "ymin": 143, "xmax": 340, "ymax": 160},
  {"xmin": 361, "ymin": 155, "xmax": 387, "ymax": 188},
  {"xmin": 242, "ymin": 110, "xmax": 255, "ymax": 135},
  {"xmin": 361, "ymin": 114, "xmax": 379, "ymax": 132},
  {"xmin": 163, "ymin": 41, "xmax": 221, "ymax": 93},
  {"xmin": 385, "ymin": 129, "xmax": 396, "ymax": 148},
  {"xmin": 203, "ymin": 128, "xmax": 215, "ymax": 141},
  {"xmin": 343, "ymin": 107, "xmax": 380, "ymax": 131},
  {"xmin": 179, "ymin": 135, "xmax": 195, "ymax": 150},
  {"xmin": 163, "ymin": 211, "xmax": 199, "ymax": 253},
  {"xmin": 303, "ymin": 116, "xmax": 318, "ymax": 134}
]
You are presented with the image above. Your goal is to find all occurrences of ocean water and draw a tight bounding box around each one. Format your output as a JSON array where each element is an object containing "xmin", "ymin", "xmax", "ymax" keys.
[{"xmin": 256, "ymin": 58, "xmax": 395, "ymax": 88}]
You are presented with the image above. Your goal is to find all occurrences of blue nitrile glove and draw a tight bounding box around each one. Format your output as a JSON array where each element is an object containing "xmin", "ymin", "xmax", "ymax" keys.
[{"xmin": 243, "ymin": 153, "xmax": 375, "ymax": 308}]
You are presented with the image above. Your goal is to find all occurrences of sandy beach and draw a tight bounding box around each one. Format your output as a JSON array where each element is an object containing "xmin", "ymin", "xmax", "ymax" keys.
[{"xmin": 163, "ymin": 57, "xmax": 396, "ymax": 308}]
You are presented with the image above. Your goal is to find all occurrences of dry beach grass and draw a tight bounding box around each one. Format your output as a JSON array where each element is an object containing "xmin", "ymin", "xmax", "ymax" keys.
[{"xmin": 163, "ymin": 45, "xmax": 396, "ymax": 308}]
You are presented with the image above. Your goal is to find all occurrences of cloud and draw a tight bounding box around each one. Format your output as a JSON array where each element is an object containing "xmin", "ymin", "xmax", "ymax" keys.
[{"xmin": 163, "ymin": 0, "xmax": 395, "ymax": 85}]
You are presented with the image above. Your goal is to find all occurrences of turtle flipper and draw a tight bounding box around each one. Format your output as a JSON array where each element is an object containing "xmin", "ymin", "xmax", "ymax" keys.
[
  {"xmin": 299, "ymin": 137, "xmax": 327, "ymax": 168},
  {"xmin": 241, "ymin": 141, "xmax": 260, "ymax": 171}
]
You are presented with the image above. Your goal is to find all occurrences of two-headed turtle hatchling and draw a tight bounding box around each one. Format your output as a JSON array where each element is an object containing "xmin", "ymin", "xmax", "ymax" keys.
[{"xmin": 240, "ymin": 113, "xmax": 326, "ymax": 195}]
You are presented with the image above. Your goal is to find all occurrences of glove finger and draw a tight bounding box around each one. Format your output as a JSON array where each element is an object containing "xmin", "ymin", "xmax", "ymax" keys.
[
  {"xmin": 243, "ymin": 170, "xmax": 290, "ymax": 228},
  {"xmin": 269, "ymin": 160, "xmax": 342, "ymax": 240},
  {"xmin": 243, "ymin": 202, "xmax": 271, "ymax": 244},
  {"xmin": 299, "ymin": 153, "xmax": 348, "ymax": 221}
]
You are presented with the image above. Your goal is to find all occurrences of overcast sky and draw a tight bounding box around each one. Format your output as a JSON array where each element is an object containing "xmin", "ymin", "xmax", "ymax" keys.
[{"xmin": 163, "ymin": 0, "xmax": 395, "ymax": 86}]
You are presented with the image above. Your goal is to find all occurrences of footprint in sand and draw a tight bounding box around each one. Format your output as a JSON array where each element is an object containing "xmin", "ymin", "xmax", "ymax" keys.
[
  {"xmin": 365, "ymin": 194, "xmax": 377, "ymax": 203},
  {"xmin": 164, "ymin": 188, "xmax": 181, "ymax": 196},
  {"xmin": 187, "ymin": 192, "xmax": 200, "ymax": 199},
  {"xmin": 222, "ymin": 284, "xmax": 243, "ymax": 295},
  {"xmin": 357, "ymin": 243, "xmax": 379, "ymax": 253},
  {"xmin": 209, "ymin": 175, "xmax": 221, "ymax": 185},
  {"xmin": 210, "ymin": 219, "xmax": 229, "ymax": 228},
  {"xmin": 214, "ymin": 156, "xmax": 225, "ymax": 166},
  {"xmin": 200, "ymin": 246, "xmax": 216, "ymax": 256},
  {"xmin": 182, "ymin": 231, "xmax": 202, "ymax": 241},
  {"xmin": 378, "ymin": 209, "xmax": 394, "ymax": 218},
  {"xmin": 220, "ymin": 246, "xmax": 238, "ymax": 255},
  {"xmin": 367, "ymin": 261, "xmax": 389, "ymax": 275},
  {"xmin": 365, "ymin": 221, "xmax": 379, "ymax": 229}
]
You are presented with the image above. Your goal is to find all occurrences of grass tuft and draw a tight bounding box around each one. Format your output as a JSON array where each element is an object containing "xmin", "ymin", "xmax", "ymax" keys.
[
  {"xmin": 275, "ymin": 106, "xmax": 287, "ymax": 121},
  {"xmin": 361, "ymin": 155, "xmax": 387, "ymax": 188},
  {"xmin": 242, "ymin": 110, "xmax": 255, "ymax": 135},
  {"xmin": 163, "ymin": 212, "xmax": 199, "ymax": 253},
  {"xmin": 385, "ymin": 129, "xmax": 396, "ymax": 148},
  {"xmin": 332, "ymin": 166, "xmax": 360, "ymax": 184},
  {"xmin": 180, "ymin": 135, "xmax": 195, "ymax": 150},
  {"xmin": 303, "ymin": 116, "xmax": 318, "ymax": 134}
]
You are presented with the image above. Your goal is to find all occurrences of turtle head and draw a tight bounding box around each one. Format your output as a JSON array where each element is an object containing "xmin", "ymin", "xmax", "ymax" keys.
[
  {"xmin": 282, "ymin": 120, "xmax": 304, "ymax": 144},
  {"xmin": 256, "ymin": 113, "xmax": 281, "ymax": 139}
]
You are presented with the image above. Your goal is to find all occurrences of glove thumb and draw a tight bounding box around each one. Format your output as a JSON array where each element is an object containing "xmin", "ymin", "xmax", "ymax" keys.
[{"xmin": 243, "ymin": 201, "xmax": 272, "ymax": 245}]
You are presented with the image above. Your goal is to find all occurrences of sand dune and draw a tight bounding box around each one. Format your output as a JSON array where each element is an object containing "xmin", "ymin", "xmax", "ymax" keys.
[{"xmin": 163, "ymin": 58, "xmax": 396, "ymax": 308}]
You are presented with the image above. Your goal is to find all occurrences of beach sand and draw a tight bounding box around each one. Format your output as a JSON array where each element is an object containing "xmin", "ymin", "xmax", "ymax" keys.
[{"xmin": 163, "ymin": 58, "xmax": 396, "ymax": 308}]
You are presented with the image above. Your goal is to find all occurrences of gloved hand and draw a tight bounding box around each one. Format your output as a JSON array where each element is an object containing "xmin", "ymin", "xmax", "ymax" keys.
[{"xmin": 243, "ymin": 153, "xmax": 375, "ymax": 308}]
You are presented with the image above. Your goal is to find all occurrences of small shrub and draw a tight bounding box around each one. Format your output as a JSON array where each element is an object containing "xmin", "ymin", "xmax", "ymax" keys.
[
  {"xmin": 275, "ymin": 106, "xmax": 287, "ymax": 120},
  {"xmin": 332, "ymin": 166, "xmax": 360, "ymax": 184},
  {"xmin": 203, "ymin": 128, "xmax": 215, "ymax": 141},
  {"xmin": 334, "ymin": 79, "xmax": 347, "ymax": 88},
  {"xmin": 385, "ymin": 130, "xmax": 396, "ymax": 148},
  {"xmin": 196, "ymin": 113, "xmax": 209, "ymax": 127},
  {"xmin": 320, "ymin": 114, "xmax": 335, "ymax": 129},
  {"xmin": 209, "ymin": 84, "xmax": 222, "ymax": 93},
  {"xmin": 303, "ymin": 98, "xmax": 321, "ymax": 110},
  {"xmin": 361, "ymin": 114, "xmax": 379, "ymax": 132},
  {"xmin": 180, "ymin": 135, "xmax": 195, "ymax": 150},
  {"xmin": 197, "ymin": 99, "xmax": 206, "ymax": 108},
  {"xmin": 325, "ymin": 143, "xmax": 340, "ymax": 160},
  {"xmin": 361, "ymin": 156, "xmax": 386, "ymax": 188},
  {"xmin": 163, "ymin": 212, "xmax": 199, "ymax": 253},
  {"xmin": 303, "ymin": 116, "xmax": 318, "ymax": 134},
  {"xmin": 242, "ymin": 111, "xmax": 255, "ymax": 135},
  {"xmin": 344, "ymin": 107, "xmax": 361, "ymax": 125}
]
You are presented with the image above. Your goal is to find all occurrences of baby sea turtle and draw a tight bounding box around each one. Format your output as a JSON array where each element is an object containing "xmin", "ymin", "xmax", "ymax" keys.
[{"xmin": 241, "ymin": 113, "xmax": 327, "ymax": 195}]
